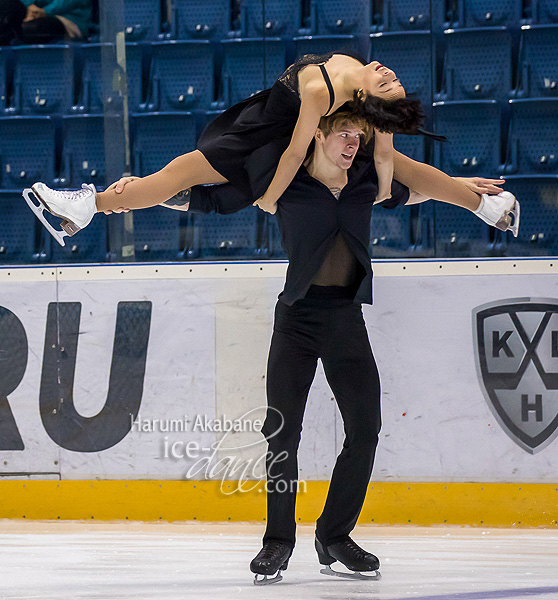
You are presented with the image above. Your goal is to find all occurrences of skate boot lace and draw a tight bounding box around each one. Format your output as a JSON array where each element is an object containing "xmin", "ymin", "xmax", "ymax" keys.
[
  {"xmin": 259, "ymin": 541, "xmax": 290, "ymax": 563},
  {"xmin": 338, "ymin": 537, "xmax": 370, "ymax": 560},
  {"xmin": 52, "ymin": 184, "xmax": 95, "ymax": 201}
]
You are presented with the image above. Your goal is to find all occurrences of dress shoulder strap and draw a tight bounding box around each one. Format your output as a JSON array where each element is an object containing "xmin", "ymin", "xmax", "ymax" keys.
[{"xmin": 319, "ymin": 64, "xmax": 335, "ymax": 116}]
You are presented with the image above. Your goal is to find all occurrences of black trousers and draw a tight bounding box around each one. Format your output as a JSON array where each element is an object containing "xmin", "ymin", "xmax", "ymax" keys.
[
  {"xmin": 0, "ymin": 0, "xmax": 65, "ymax": 45},
  {"xmin": 262, "ymin": 286, "xmax": 381, "ymax": 548}
]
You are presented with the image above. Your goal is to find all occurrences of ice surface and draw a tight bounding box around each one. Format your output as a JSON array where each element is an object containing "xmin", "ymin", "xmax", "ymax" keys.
[{"xmin": 0, "ymin": 522, "xmax": 557, "ymax": 600}]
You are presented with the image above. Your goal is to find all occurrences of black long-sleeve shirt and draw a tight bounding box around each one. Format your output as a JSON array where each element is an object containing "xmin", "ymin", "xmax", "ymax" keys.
[{"xmin": 188, "ymin": 142, "xmax": 410, "ymax": 306}]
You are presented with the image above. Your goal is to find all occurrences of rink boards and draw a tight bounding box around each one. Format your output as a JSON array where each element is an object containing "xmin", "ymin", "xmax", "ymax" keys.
[{"xmin": 0, "ymin": 259, "xmax": 557, "ymax": 525}]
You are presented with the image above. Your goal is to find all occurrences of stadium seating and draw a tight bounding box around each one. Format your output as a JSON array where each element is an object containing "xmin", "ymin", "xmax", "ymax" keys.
[
  {"xmin": 124, "ymin": 0, "xmax": 161, "ymax": 41},
  {"xmin": 48, "ymin": 213, "xmax": 109, "ymax": 263},
  {"xmin": 433, "ymin": 100, "xmax": 502, "ymax": 177},
  {"xmin": 516, "ymin": 24, "xmax": 558, "ymax": 98},
  {"xmin": 0, "ymin": 47, "xmax": 7, "ymax": 112},
  {"xmin": 456, "ymin": 0, "xmax": 523, "ymax": 29},
  {"xmin": 370, "ymin": 204, "xmax": 412, "ymax": 257},
  {"xmin": 132, "ymin": 206, "xmax": 182, "ymax": 261},
  {"xmin": 370, "ymin": 31, "xmax": 433, "ymax": 112},
  {"xmin": 59, "ymin": 114, "xmax": 126, "ymax": 188},
  {"xmin": 266, "ymin": 215, "xmax": 287, "ymax": 258},
  {"xmin": 0, "ymin": 116, "xmax": 55, "ymax": 190},
  {"xmin": 144, "ymin": 41, "xmax": 214, "ymax": 111},
  {"xmin": 169, "ymin": 0, "xmax": 231, "ymax": 40},
  {"xmin": 219, "ymin": 38, "xmax": 286, "ymax": 106},
  {"xmin": 308, "ymin": 0, "xmax": 371, "ymax": 36},
  {"xmin": 0, "ymin": 191, "xmax": 37, "ymax": 264},
  {"xmin": 292, "ymin": 35, "xmax": 360, "ymax": 60},
  {"xmin": 530, "ymin": 0, "xmax": 558, "ymax": 23},
  {"xmin": 75, "ymin": 43, "xmax": 143, "ymax": 114},
  {"xmin": 437, "ymin": 27, "xmax": 512, "ymax": 104},
  {"xmin": 374, "ymin": 0, "xmax": 448, "ymax": 32},
  {"xmin": 393, "ymin": 134, "xmax": 426, "ymax": 163},
  {"xmin": 501, "ymin": 175, "xmax": 558, "ymax": 255},
  {"xmin": 190, "ymin": 206, "xmax": 264, "ymax": 259},
  {"xmin": 240, "ymin": 0, "xmax": 302, "ymax": 38},
  {"xmin": 432, "ymin": 201, "xmax": 491, "ymax": 257},
  {"xmin": 8, "ymin": 45, "xmax": 74, "ymax": 115},
  {"xmin": 504, "ymin": 98, "xmax": 558, "ymax": 174},
  {"xmin": 130, "ymin": 112, "xmax": 197, "ymax": 260},
  {"xmin": 131, "ymin": 112, "xmax": 197, "ymax": 176}
]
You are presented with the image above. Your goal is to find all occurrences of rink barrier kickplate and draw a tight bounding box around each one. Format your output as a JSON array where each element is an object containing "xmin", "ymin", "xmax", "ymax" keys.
[
  {"xmin": 0, "ymin": 481, "xmax": 557, "ymax": 527},
  {"xmin": 0, "ymin": 261, "xmax": 557, "ymax": 528}
]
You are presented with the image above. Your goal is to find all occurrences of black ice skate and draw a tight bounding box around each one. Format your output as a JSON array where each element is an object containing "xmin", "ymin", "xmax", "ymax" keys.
[
  {"xmin": 250, "ymin": 540, "xmax": 292, "ymax": 585},
  {"xmin": 315, "ymin": 536, "xmax": 381, "ymax": 580}
]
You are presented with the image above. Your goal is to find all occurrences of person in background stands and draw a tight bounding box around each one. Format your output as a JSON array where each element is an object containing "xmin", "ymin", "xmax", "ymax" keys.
[{"xmin": 0, "ymin": 0, "xmax": 91, "ymax": 45}]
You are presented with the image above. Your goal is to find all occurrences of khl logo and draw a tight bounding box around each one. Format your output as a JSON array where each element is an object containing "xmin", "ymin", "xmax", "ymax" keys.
[{"xmin": 473, "ymin": 298, "xmax": 558, "ymax": 454}]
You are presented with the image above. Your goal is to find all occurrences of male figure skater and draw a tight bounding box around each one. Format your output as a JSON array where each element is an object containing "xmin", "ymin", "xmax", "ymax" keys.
[{"xmin": 111, "ymin": 112, "xmax": 518, "ymax": 585}]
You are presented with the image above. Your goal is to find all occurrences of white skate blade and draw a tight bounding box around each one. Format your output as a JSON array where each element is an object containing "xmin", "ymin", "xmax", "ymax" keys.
[
  {"xmin": 509, "ymin": 199, "xmax": 520, "ymax": 238},
  {"xmin": 23, "ymin": 188, "xmax": 71, "ymax": 247},
  {"xmin": 253, "ymin": 572, "xmax": 283, "ymax": 585},
  {"xmin": 320, "ymin": 565, "xmax": 381, "ymax": 580}
]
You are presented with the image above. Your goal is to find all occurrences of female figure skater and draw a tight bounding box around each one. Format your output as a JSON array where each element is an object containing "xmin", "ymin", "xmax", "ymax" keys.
[{"xmin": 25, "ymin": 51, "xmax": 424, "ymax": 245}]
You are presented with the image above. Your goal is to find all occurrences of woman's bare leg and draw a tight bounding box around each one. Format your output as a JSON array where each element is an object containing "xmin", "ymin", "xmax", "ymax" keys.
[
  {"xmin": 393, "ymin": 150, "xmax": 482, "ymax": 211},
  {"xmin": 95, "ymin": 150, "xmax": 228, "ymax": 213}
]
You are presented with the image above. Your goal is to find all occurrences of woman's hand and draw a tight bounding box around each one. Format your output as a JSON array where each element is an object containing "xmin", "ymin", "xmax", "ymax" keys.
[
  {"xmin": 253, "ymin": 194, "xmax": 278, "ymax": 214},
  {"xmin": 24, "ymin": 5, "xmax": 45, "ymax": 21},
  {"xmin": 453, "ymin": 177, "xmax": 505, "ymax": 196}
]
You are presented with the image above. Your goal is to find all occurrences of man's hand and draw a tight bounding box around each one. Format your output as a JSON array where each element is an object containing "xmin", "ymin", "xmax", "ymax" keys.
[
  {"xmin": 102, "ymin": 176, "xmax": 140, "ymax": 214},
  {"xmin": 24, "ymin": 5, "xmax": 46, "ymax": 21},
  {"xmin": 454, "ymin": 177, "xmax": 505, "ymax": 196},
  {"xmin": 253, "ymin": 194, "xmax": 278, "ymax": 214}
]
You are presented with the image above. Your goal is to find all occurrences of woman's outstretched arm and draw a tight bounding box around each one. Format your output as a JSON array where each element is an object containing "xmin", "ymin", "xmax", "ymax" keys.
[{"xmin": 393, "ymin": 150, "xmax": 487, "ymax": 211}]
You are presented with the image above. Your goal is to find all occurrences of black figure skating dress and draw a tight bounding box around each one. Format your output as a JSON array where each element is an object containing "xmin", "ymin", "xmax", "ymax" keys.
[{"xmin": 197, "ymin": 51, "xmax": 368, "ymax": 192}]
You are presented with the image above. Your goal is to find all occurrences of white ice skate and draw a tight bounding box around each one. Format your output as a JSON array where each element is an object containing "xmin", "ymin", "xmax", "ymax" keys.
[
  {"xmin": 22, "ymin": 182, "xmax": 97, "ymax": 247},
  {"xmin": 474, "ymin": 190, "xmax": 520, "ymax": 237}
]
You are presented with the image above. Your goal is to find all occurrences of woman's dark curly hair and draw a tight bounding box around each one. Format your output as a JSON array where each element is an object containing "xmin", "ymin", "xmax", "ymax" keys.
[{"xmin": 347, "ymin": 90, "xmax": 426, "ymax": 135}]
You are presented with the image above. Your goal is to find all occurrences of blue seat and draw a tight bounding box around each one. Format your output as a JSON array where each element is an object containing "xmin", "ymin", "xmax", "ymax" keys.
[
  {"xmin": 375, "ymin": 0, "xmax": 447, "ymax": 32},
  {"xmin": 132, "ymin": 112, "xmax": 197, "ymax": 176},
  {"xmin": 369, "ymin": 204, "xmax": 412, "ymax": 257},
  {"xmin": 124, "ymin": 0, "xmax": 161, "ymax": 41},
  {"xmin": 48, "ymin": 213, "xmax": 108, "ymax": 263},
  {"xmin": 437, "ymin": 27, "xmax": 512, "ymax": 104},
  {"xmin": 370, "ymin": 31, "xmax": 433, "ymax": 113},
  {"xmin": 0, "ymin": 191, "xmax": 37, "ymax": 264},
  {"xmin": 433, "ymin": 201, "xmax": 491, "ymax": 257},
  {"xmin": 190, "ymin": 206, "xmax": 263, "ymax": 259},
  {"xmin": 9, "ymin": 45, "xmax": 74, "ymax": 115},
  {"xmin": 59, "ymin": 115, "xmax": 126, "ymax": 188},
  {"xmin": 393, "ymin": 133, "xmax": 426, "ymax": 162},
  {"xmin": 0, "ymin": 47, "xmax": 8, "ymax": 112},
  {"xmin": 308, "ymin": 0, "xmax": 371, "ymax": 36},
  {"xmin": 517, "ymin": 24, "xmax": 558, "ymax": 98},
  {"xmin": 531, "ymin": 0, "xmax": 558, "ymax": 23},
  {"xmin": 169, "ymin": 0, "xmax": 231, "ymax": 40},
  {"xmin": 266, "ymin": 215, "xmax": 287, "ymax": 258},
  {"xmin": 457, "ymin": 0, "xmax": 523, "ymax": 29},
  {"xmin": 75, "ymin": 43, "xmax": 143, "ymax": 114},
  {"xmin": 433, "ymin": 100, "xmax": 502, "ymax": 177},
  {"xmin": 241, "ymin": 0, "xmax": 302, "ymax": 38},
  {"xmin": 220, "ymin": 38, "xmax": 286, "ymax": 107},
  {"xmin": 292, "ymin": 35, "xmax": 360, "ymax": 60},
  {"xmin": 132, "ymin": 206, "xmax": 182, "ymax": 261},
  {"xmin": 504, "ymin": 98, "xmax": 558, "ymax": 174},
  {"xmin": 144, "ymin": 41, "xmax": 214, "ymax": 111},
  {"xmin": 0, "ymin": 116, "xmax": 55, "ymax": 190},
  {"xmin": 502, "ymin": 175, "xmax": 558, "ymax": 255}
]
